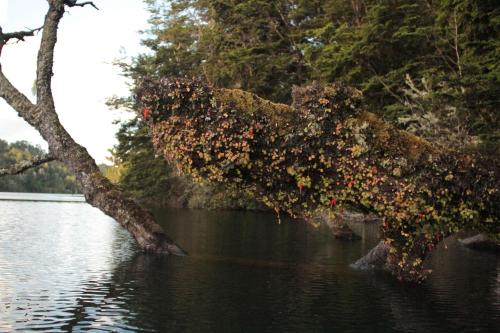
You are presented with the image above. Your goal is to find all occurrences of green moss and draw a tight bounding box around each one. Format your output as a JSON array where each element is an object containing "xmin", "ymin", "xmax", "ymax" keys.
[{"xmin": 357, "ymin": 111, "xmax": 438, "ymax": 165}]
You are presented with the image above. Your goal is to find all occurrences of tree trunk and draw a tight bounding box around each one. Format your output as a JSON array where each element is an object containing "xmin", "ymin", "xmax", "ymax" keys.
[
  {"xmin": 459, "ymin": 234, "xmax": 500, "ymax": 253},
  {"xmin": 138, "ymin": 78, "xmax": 499, "ymax": 282},
  {"xmin": 350, "ymin": 241, "xmax": 389, "ymax": 270},
  {"xmin": 0, "ymin": 1, "xmax": 186, "ymax": 256}
]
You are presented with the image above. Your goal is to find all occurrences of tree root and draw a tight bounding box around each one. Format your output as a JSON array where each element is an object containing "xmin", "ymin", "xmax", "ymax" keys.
[{"xmin": 350, "ymin": 241, "xmax": 389, "ymax": 270}]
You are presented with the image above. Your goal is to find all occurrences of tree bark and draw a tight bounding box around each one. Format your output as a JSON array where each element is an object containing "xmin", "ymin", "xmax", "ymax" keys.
[
  {"xmin": 350, "ymin": 241, "xmax": 390, "ymax": 270},
  {"xmin": 0, "ymin": 154, "xmax": 54, "ymax": 176},
  {"xmin": 459, "ymin": 234, "xmax": 500, "ymax": 253},
  {"xmin": 0, "ymin": 0, "xmax": 186, "ymax": 255}
]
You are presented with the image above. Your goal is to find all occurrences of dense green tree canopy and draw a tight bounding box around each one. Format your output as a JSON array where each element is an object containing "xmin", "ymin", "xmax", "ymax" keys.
[
  {"xmin": 290, "ymin": 0, "xmax": 499, "ymax": 148},
  {"xmin": 138, "ymin": 0, "xmax": 308, "ymax": 103},
  {"xmin": 111, "ymin": 0, "xmax": 499, "ymax": 208},
  {"xmin": 135, "ymin": 0, "xmax": 499, "ymax": 144}
]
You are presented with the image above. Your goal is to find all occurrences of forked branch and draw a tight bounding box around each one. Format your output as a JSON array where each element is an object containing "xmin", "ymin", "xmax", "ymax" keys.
[
  {"xmin": 0, "ymin": 26, "xmax": 43, "ymax": 44},
  {"xmin": 0, "ymin": 26, "xmax": 43, "ymax": 55},
  {"xmin": 64, "ymin": 1, "xmax": 99, "ymax": 10}
]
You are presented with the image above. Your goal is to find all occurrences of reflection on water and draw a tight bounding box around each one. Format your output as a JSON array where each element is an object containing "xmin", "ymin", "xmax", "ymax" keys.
[{"xmin": 0, "ymin": 197, "xmax": 498, "ymax": 332}]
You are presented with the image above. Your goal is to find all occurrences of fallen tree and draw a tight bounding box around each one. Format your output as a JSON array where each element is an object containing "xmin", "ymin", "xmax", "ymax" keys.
[
  {"xmin": 459, "ymin": 234, "xmax": 500, "ymax": 253},
  {"xmin": 0, "ymin": 1, "xmax": 186, "ymax": 255},
  {"xmin": 136, "ymin": 78, "xmax": 499, "ymax": 282}
]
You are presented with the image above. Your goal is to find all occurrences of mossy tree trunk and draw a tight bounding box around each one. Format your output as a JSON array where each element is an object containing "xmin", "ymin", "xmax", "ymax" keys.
[{"xmin": 137, "ymin": 78, "xmax": 499, "ymax": 282}]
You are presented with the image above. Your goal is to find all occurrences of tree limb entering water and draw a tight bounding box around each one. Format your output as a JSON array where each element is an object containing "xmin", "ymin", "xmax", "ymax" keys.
[{"xmin": 0, "ymin": 0, "xmax": 186, "ymax": 256}]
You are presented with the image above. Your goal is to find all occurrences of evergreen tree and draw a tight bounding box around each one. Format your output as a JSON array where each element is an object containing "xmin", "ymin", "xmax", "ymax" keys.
[
  {"xmin": 199, "ymin": 0, "xmax": 307, "ymax": 102},
  {"xmin": 112, "ymin": 118, "xmax": 179, "ymax": 203},
  {"xmin": 293, "ymin": 0, "xmax": 498, "ymax": 149},
  {"xmin": 139, "ymin": 0, "xmax": 307, "ymax": 103},
  {"xmin": 110, "ymin": 0, "xmax": 499, "ymax": 207}
]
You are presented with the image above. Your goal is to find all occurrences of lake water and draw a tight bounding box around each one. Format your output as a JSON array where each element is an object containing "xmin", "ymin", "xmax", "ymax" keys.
[
  {"xmin": 0, "ymin": 193, "xmax": 498, "ymax": 332},
  {"xmin": 0, "ymin": 192, "xmax": 85, "ymax": 203}
]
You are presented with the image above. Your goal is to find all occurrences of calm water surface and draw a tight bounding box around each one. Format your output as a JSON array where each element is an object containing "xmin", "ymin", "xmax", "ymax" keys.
[{"xmin": 0, "ymin": 193, "xmax": 498, "ymax": 332}]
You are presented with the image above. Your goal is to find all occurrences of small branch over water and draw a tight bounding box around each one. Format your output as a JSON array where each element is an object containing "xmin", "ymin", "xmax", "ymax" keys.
[{"xmin": 0, "ymin": 154, "xmax": 55, "ymax": 177}]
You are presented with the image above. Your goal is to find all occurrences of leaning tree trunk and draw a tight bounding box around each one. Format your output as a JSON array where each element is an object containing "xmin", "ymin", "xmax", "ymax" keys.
[
  {"xmin": 136, "ymin": 78, "xmax": 499, "ymax": 282},
  {"xmin": 0, "ymin": 1, "xmax": 186, "ymax": 255},
  {"xmin": 459, "ymin": 234, "xmax": 500, "ymax": 253}
]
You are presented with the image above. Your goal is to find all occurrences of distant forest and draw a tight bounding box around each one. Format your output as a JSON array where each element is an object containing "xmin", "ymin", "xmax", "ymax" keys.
[{"xmin": 0, "ymin": 139, "xmax": 79, "ymax": 193}]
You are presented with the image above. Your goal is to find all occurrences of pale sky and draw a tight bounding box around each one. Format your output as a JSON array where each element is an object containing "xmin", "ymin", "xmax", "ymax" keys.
[{"xmin": 0, "ymin": 0, "xmax": 149, "ymax": 163}]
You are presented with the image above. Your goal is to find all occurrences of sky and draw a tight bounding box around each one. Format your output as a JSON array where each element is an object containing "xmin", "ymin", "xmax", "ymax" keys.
[{"xmin": 0, "ymin": 0, "xmax": 150, "ymax": 163}]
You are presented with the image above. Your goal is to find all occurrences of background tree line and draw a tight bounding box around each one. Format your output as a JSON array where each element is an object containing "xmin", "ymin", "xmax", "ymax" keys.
[
  {"xmin": 0, "ymin": 139, "xmax": 79, "ymax": 193},
  {"xmin": 108, "ymin": 0, "xmax": 499, "ymax": 206}
]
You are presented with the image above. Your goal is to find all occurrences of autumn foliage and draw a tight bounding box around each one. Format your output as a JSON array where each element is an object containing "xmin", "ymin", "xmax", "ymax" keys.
[{"xmin": 136, "ymin": 78, "xmax": 499, "ymax": 282}]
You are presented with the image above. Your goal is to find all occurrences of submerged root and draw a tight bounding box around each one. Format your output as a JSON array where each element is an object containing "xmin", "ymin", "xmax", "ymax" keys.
[{"xmin": 350, "ymin": 241, "xmax": 389, "ymax": 270}]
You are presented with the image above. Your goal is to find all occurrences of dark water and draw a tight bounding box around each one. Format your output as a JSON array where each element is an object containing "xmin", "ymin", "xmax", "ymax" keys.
[{"xmin": 0, "ymin": 194, "xmax": 498, "ymax": 332}]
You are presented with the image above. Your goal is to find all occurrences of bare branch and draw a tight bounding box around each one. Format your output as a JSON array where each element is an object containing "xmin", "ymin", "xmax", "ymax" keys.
[
  {"xmin": 0, "ymin": 71, "xmax": 39, "ymax": 126},
  {"xmin": 452, "ymin": 10, "xmax": 462, "ymax": 78},
  {"xmin": 0, "ymin": 26, "xmax": 43, "ymax": 54},
  {"xmin": 64, "ymin": 1, "xmax": 99, "ymax": 10},
  {"xmin": 0, "ymin": 27, "xmax": 43, "ymax": 42},
  {"xmin": 0, "ymin": 26, "xmax": 42, "ymax": 57},
  {"xmin": 0, "ymin": 154, "xmax": 55, "ymax": 177},
  {"xmin": 366, "ymin": 63, "xmax": 406, "ymax": 105},
  {"xmin": 36, "ymin": 1, "xmax": 65, "ymax": 106},
  {"xmin": 0, "ymin": 28, "xmax": 41, "ymax": 120}
]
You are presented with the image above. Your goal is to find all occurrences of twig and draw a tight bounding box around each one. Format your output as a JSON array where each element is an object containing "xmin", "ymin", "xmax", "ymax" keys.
[
  {"xmin": 64, "ymin": 1, "xmax": 99, "ymax": 10},
  {"xmin": 0, "ymin": 26, "xmax": 43, "ymax": 55},
  {"xmin": 366, "ymin": 63, "xmax": 406, "ymax": 105},
  {"xmin": 0, "ymin": 154, "xmax": 55, "ymax": 177},
  {"xmin": 452, "ymin": 10, "xmax": 462, "ymax": 78}
]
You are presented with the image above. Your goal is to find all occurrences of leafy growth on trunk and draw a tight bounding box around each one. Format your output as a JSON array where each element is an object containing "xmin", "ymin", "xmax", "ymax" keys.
[{"xmin": 137, "ymin": 78, "xmax": 499, "ymax": 282}]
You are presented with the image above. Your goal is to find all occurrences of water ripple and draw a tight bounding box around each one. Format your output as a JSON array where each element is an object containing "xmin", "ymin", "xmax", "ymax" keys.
[{"xmin": 0, "ymin": 201, "xmax": 498, "ymax": 332}]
